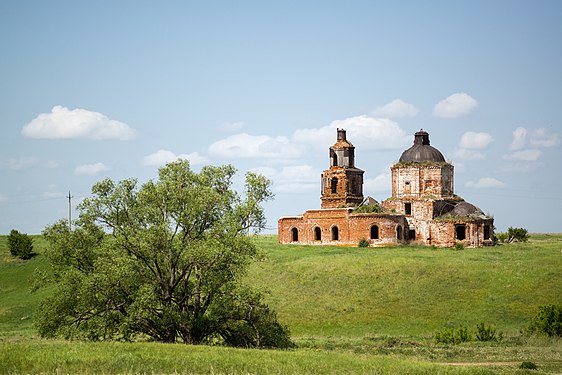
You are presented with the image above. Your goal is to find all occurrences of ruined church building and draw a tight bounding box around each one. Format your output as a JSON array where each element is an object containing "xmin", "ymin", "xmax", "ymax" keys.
[{"xmin": 278, "ymin": 129, "xmax": 494, "ymax": 247}]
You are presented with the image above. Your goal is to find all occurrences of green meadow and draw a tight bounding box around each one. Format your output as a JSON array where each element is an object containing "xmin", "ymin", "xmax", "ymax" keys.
[{"xmin": 1, "ymin": 234, "xmax": 561, "ymax": 374}]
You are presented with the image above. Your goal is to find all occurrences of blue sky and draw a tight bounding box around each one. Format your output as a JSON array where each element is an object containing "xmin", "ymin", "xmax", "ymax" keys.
[{"xmin": 1, "ymin": 1, "xmax": 561, "ymax": 234}]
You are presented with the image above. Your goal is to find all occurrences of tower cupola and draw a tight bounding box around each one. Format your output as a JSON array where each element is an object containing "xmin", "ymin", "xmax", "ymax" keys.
[
  {"xmin": 321, "ymin": 129, "xmax": 364, "ymax": 208},
  {"xmin": 399, "ymin": 129, "xmax": 445, "ymax": 163}
]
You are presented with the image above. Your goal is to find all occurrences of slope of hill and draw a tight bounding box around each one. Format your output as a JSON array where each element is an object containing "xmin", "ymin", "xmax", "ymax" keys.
[
  {"xmin": 249, "ymin": 234, "xmax": 562, "ymax": 339},
  {"xmin": 1, "ymin": 234, "xmax": 561, "ymax": 373}
]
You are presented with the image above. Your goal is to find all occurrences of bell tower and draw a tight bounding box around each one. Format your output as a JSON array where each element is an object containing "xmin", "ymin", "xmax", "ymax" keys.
[{"xmin": 320, "ymin": 129, "xmax": 364, "ymax": 208}]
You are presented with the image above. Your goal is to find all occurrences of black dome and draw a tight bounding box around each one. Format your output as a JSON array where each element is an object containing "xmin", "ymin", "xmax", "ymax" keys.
[{"xmin": 399, "ymin": 130, "xmax": 445, "ymax": 163}]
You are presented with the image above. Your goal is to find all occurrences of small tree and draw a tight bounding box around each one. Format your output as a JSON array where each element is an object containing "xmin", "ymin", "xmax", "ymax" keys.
[
  {"xmin": 507, "ymin": 227, "xmax": 529, "ymax": 243},
  {"xmin": 8, "ymin": 229, "xmax": 33, "ymax": 260},
  {"xmin": 496, "ymin": 227, "xmax": 529, "ymax": 244}
]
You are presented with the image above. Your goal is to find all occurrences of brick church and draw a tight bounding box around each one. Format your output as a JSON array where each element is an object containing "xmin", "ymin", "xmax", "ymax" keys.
[{"xmin": 278, "ymin": 129, "xmax": 494, "ymax": 247}]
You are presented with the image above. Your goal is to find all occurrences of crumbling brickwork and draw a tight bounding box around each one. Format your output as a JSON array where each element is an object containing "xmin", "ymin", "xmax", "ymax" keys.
[
  {"xmin": 278, "ymin": 129, "xmax": 494, "ymax": 248},
  {"xmin": 278, "ymin": 209, "xmax": 408, "ymax": 246},
  {"xmin": 320, "ymin": 129, "xmax": 364, "ymax": 208}
]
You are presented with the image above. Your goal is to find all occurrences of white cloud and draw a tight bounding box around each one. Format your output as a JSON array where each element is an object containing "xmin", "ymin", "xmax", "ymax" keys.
[
  {"xmin": 433, "ymin": 93, "xmax": 478, "ymax": 118},
  {"xmin": 209, "ymin": 133, "xmax": 303, "ymax": 159},
  {"xmin": 454, "ymin": 131, "xmax": 493, "ymax": 160},
  {"xmin": 499, "ymin": 163, "xmax": 538, "ymax": 173},
  {"xmin": 529, "ymin": 128, "xmax": 561, "ymax": 148},
  {"xmin": 364, "ymin": 172, "xmax": 391, "ymax": 193},
  {"xmin": 74, "ymin": 162, "xmax": 110, "ymax": 175},
  {"xmin": 209, "ymin": 115, "xmax": 410, "ymax": 162},
  {"xmin": 372, "ymin": 99, "xmax": 418, "ymax": 118},
  {"xmin": 459, "ymin": 132, "xmax": 493, "ymax": 149},
  {"xmin": 509, "ymin": 126, "xmax": 560, "ymax": 150},
  {"xmin": 220, "ymin": 121, "xmax": 244, "ymax": 132},
  {"xmin": 454, "ymin": 148, "xmax": 485, "ymax": 160},
  {"xmin": 0, "ymin": 157, "xmax": 59, "ymax": 170},
  {"xmin": 0, "ymin": 157, "xmax": 38, "ymax": 170},
  {"xmin": 252, "ymin": 165, "xmax": 319, "ymax": 193},
  {"xmin": 22, "ymin": 106, "xmax": 136, "ymax": 140},
  {"xmin": 294, "ymin": 115, "xmax": 410, "ymax": 151},
  {"xmin": 142, "ymin": 149, "xmax": 208, "ymax": 166},
  {"xmin": 503, "ymin": 149, "xmax": 542, "ymax": 161},
  {"xmin": 510, "ymin": 127, "xmax": 527, "ymax": 150},
  {"xmin": 466, "ymin": 177, "xmax": 506, "ymax": 189}
]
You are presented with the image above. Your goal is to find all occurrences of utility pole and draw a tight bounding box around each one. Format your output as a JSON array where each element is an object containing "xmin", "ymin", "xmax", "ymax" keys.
[{"xmin": 67, "ymin": 191, "xmax": 73, "ymax": 230}]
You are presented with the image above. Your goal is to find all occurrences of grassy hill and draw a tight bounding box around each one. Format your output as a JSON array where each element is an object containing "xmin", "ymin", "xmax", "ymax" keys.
[
  {"xmin": 249, "ymin": 234, "xmax": 561, "ymax": 338},
  {"xmin": 1, "ymin": 233, "xmax": 561, "ymax": 374}
]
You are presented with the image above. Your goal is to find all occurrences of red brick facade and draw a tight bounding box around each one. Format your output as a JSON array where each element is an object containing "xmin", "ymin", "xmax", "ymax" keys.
[
  {"xmin": 278, "ymin": 209, "xmax": 408, "ymax": 246},
  {"xmin": 278, "ymin": 129, "xmax": 494, "ymax": 248}
]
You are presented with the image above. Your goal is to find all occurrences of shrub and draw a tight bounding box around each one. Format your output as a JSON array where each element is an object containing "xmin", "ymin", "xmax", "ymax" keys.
[
  {"xmin": 434, "ymin": 325, "xmax": 472, "ymax": 345},
  {"xmin": 358, "ymin": 238, "xmax": 370, "ymax": 248},
  {"xmin": 455, "ymin": 324, "xmax": 472, "ymax": 343},
  {"xmin": 475, "ymin": 322, "xmax": 502, "ymax": 342},
  {"xmin": 7, "ymin": 229, "xmax": 33, "ymax": 260},
  {"xmin": 434, "ymin": 328, "xmax": 455, "ymax": 344},
  {"xmin": 520, "ymin": 361, "xmax": 538, "ymax": 370},
  {"xmin": 353, "ymin": 204, "xmax": 384, "ymax": 213},
  {"xmin": 528, "ymin": 304, "xmax": 562, "ymax": 337},
  {"xmin": 495, "ymin": 232, "xmax": 508, "ymax": 244},
  {"xmin": 454, "ymin": 242, "xmax": 464, "ymax": 250}
]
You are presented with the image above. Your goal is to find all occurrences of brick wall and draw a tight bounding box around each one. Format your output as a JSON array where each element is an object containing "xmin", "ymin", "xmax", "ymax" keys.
[{"xmin": 278, "ymin": 208, "xmax": 408, "ymax": 246}]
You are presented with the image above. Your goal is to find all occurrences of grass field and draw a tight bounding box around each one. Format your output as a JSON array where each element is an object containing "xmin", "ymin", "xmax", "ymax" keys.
[{"xmin": 1, "ymin": 233, "xmax": 561, "ymax": 374}]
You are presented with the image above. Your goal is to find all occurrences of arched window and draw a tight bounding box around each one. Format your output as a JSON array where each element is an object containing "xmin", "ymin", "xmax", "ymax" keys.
[
  {"xmin": 331, "ymin": 226, "xmax": 339, "ymax": 241},
  {"xmin": 370, "ymin": 225, "xmax": 379, "ymax": 240},
  {"xmin": 291, "ymin": 227, "xmax": 299, "ymax": 242},
  {"xmin": 331, "ymin": 178, "xmax": 338, "ymax": 194},
  {"xmin": 314, "ymin": 227, "xmax": 321, "ymax": 241},
  {"xmin": 396, "ymin": 225, "xmax": 402, "ymax": 240}
]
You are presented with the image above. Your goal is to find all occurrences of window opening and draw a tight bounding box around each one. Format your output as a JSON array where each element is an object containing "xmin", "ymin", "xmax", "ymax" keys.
[
  {"xmin": 455, "ymin": 225, "xmax": 466, "ymax": 241},
  {"xmin": 331, "ymin": 226, "xmax": 339, "ymax": 241},
  {"xmin": 370, "ymin": 225, "xmax": 379, "ymax": 240},
  {"xmin": 331, "ymin": 178, "xmax": 338, "ymax": 194},
  {"xmin": 291, "ymin": 228, "xmax": 299, "ymax": 242},
  {"xmin": 405, "ymin": 202, "xmax": 412, "ymax": 215},
  {"xmin": 396, "ymin": 226, "xmax": 402, "ymax": 240},
  {"xmin": 314, "ymin": 227, "xmax": 321, "ymax": 241},
  {"xmin": 483, "ymin": 225, "xmax": 490, "ymax": 240}
]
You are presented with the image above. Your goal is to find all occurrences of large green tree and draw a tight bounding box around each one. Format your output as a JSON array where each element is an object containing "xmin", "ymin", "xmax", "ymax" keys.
[{"xmin": 36, "ymin": 161, "xmax": 292, "ymax": 348}]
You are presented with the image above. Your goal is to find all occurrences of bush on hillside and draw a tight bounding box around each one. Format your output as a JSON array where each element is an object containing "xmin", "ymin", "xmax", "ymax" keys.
[
  {"xmin": 520, "ymin": 361, "xmax": 538, "ymax": 370},
  {"xmin": 7, "ymin": 229, "xmax": 33, "ymax": 260},
  {"xmin": 434, "ymin": 325, "xmax": 472, "ymax": 345},
  {"xmin": 476, "ymin": 322, "xmax": 502, "ymax": 342},
  {"xmin": 527, "ymin": 304, "xmax": 562, "ymax": 337}
]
